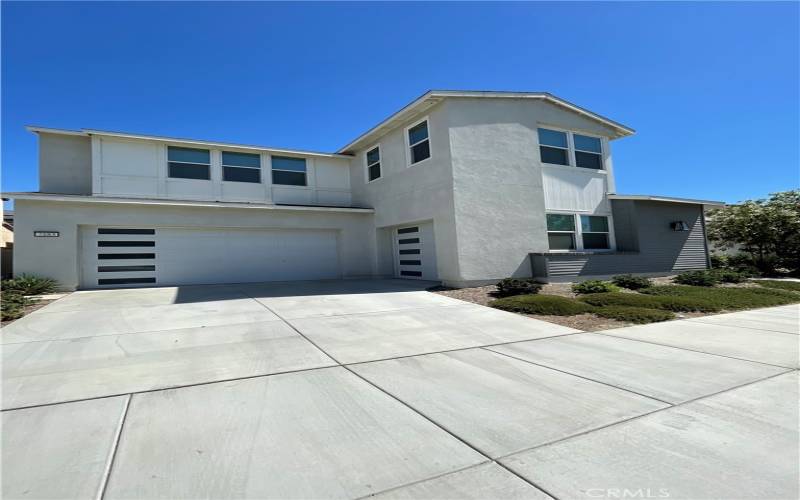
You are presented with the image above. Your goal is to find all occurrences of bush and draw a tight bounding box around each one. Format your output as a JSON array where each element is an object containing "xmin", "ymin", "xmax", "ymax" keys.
[
  {"xmin": 755, "ymin": 280, "xmax": 800, "ymax": 292},
  {"xmin": 491, "ymin": 295, "xmax": 594, "ymax": 316},
  {"xmin": 611, "ymin": 274, "xmax": 653, "ymax": 290},
  {"xmin": 1, "ymin": 274, "xmax": 58, "ymax": 296},
  {"xmin": 1, "ymin": 291, "xmax": 29, "ymax": 321},
  {"xmin": 572, "ymin": 280, "xmax": 619, "ymax": 295},
  {"xmin": 641, "ymin": 285, "xmax": 799, "ymax": 310},
  {"xmin": 494, "ymin": 278, "xmax": 542, "ymax": 298},
  {"xmin": 593, "ymin": 306, "xmax": 675, "ymax": 324},
  {"xmin": 673, "ymin": 270, "xmax": 720, "ymax": 287},
  {"xmin": 711, "ymin": 269, "xmax": 749, "ymax": 283},
  {"xmin": 578, "ymin": 292, "xmax": 721, "ymax": 313}
]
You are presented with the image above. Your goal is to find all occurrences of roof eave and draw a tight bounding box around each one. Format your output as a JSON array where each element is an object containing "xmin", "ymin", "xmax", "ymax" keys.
[
  {"xmin": 608, "ymin": 194, "xmax": 725, "ymax": 207},
  {"xmin": 337, "ymin": 90, "xmax": 636, "ymax": 154}
]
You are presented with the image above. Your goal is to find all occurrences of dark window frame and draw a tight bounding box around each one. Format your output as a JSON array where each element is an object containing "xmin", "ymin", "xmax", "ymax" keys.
[
  {"xmin": 406, "ymin": 119, "xmax": 431, "ymax": 166},
  {"xmin": 366, "ymin": 146, "xmax": 381, "ymax": 182}
]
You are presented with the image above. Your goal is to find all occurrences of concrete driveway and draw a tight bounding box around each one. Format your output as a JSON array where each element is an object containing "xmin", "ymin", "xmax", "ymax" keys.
[{"xmin": 2, "ymin": 280, "xmax": 798, "ymax": 499}]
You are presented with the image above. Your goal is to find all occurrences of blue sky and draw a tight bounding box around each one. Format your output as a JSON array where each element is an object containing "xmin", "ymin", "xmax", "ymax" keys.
[{"xmin": 2, "ymin": 1, "xmax": 798, "ymax": 209}]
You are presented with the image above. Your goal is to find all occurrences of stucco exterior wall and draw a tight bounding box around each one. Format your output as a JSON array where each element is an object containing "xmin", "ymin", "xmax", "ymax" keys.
[
  {"xmin": 445, "ymin": 98, "xmax": 619, "ymax": 285},
  {"xmin": 39, "ymin": 133, "xmax": 92, "ymax": 195},
  {"xmin": 13, "ymin": 199, "xmax": 376, "ymax": 290},
  {"xmin": 348, "ymin": 103, "xmax": 461, "ymax": 283}
]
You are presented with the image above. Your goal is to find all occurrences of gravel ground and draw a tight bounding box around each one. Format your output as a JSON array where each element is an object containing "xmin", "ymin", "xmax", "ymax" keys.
[{"xmin": 430, "ymin": 276, "xmax": 712, "ymax": 332}]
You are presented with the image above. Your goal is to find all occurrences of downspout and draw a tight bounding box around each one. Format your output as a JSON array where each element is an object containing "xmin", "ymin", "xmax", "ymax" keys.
[{"xmin": 700, "ymin": 206, "xmax": 712, "ymax": 269}]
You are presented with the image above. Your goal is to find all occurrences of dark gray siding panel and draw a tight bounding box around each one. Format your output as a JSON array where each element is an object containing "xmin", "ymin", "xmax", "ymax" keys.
[
  {"xmin": 610, "ymin": 200, "xmax": 639, "ymax": 252},
  {"xmin": 533, "ymin": 200, "xmax": 710, "ymax": 281}
]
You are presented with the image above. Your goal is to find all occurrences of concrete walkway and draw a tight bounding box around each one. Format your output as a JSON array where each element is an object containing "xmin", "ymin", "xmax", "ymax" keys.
[{"xmin": 2, "ymin": 281, "xmax": 798, "ymax": 499}]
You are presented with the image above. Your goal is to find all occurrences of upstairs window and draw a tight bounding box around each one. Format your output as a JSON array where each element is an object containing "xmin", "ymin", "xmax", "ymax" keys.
[
  {"xmin": 366, "ymin": 146, "xmax": 381, "ymax": 181},
  {"xmin": 538, "ymin": 128, "xmax": 569, "ymax": 166},
  {"xmin": 574, "ymin": 134, "xmax": 603, "ymax": 169},
  {"xmin": 546, "ymin": 214, "xmax": 576, "ymax": 250},
  {"xmin": 580, "ymin": 215, "xmax": 610, "ymax": 249},
  {"xmin": 168, "ymin": 146, "xmax": 210, "ymax": 180},
  {"xmin": 222, "ymin": 151, "xmax": 261, "ymax": 183},
  {"xmin": 407, "ymin": 119, "xmax": 431, "ymax": 165},
  {"xmin": 538, "ymin": 128, "xmax": 605, "ymax": 170},
  {"xmin": 271, "ymin": 156, "xmax": 307, "ymax": 186}
]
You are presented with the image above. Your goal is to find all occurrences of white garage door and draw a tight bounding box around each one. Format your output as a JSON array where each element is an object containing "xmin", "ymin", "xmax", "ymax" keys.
[{"xmin": 80, "ymin": 226, "xmax": 340, "ymax": 288}]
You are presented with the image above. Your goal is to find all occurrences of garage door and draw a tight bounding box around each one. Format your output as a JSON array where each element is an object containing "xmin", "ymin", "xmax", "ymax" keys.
[
  {"xmin": 393, "ymin": 222, "xmax": 437, "ymax": 280},
  {"xmin": 80, "ymin": 226, "xmax": 340, "ymax": 288}
]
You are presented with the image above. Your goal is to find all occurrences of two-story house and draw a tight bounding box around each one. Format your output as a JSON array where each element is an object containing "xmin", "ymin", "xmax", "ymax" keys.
[{"xmin": 5, "ymin": 91, "xmax": 722, "ymax": 290}]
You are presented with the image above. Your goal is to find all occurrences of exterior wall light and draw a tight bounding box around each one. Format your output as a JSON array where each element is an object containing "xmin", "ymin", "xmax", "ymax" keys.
[{"xmin": 670, "ymin": 221, "xmax": 690, "ymax": 231}]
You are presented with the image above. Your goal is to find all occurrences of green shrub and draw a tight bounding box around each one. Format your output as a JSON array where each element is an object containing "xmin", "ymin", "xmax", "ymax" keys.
[
  {"xmin": 572, "ymin": 280, "xmax": 620, "ymax": 295},
  {"xmin": 673, "ymin": 270, "xmax": 720, "ymax": 287},
  {"xmin": 494, "ymin": 278, "xmax": 542, "ymax": 298},
  {"xmin": 1, "ymin": 291, "xmax": 28, "ymax": 321},
  {"xmin": 578, "ymin": 292, "xmax": 721, "ymax": 313},
  {"xmin": 593, "ymin": 306, "xmax": 675, "ymax": 324},
  {"xmin": 611, "ymin": 274, "xmax": 653, "ymax": 290},
  {"xmin": 491, "ymin": 295, "xmax": 593, "ymax": 316},
  {"xmin": 1, "ymin": 274, "xmax": 58, "ymax": 296},
  {"xmin": 641, "ymin": 285, "xmax": 799, "ymax": 310},
  {"xmin": 711, "ymin": 269, "xmax": 748, "ymax": 283},
  {"xmin": 754, "ymin": 280, "xmax": 800, "ymax": 292}
]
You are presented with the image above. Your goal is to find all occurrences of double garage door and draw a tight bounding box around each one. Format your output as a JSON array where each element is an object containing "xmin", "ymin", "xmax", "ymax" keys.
[{"xmin": 80, "ymin": 226, "xmax": 340, "ymax": 288}]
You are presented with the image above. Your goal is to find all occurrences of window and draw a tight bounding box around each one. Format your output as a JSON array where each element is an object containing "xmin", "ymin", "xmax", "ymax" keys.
[
  {"xmin": 538, "ymin": 128, "xmax": 569, "ymax": 166},
  {"xmin": 407, "ymin": 120, "xmax": 431, "ymax": 164},
  {"xmin": 168, "ymin": 146, "xmax": 210, "ymax": 180},
  {"xmin": 366, "ymin": 146, "xmax": 381, "ymax": 181},
  {"xmin": 581, "ymin": 215, "xmax": 610, "ymax": 249},
  {"xmin": 574, "ymin": 134, "xmax": 603, "ymax": 169},
  {"xmin": 538, "ymin": 128, "xmax": 605, "ymax": 170},
  {"xmin": 271, "ymin": 156, "xmax": 307, "ymax": 186},
  {"xmin": 546, "ymin": 214, "xmax": 576, "ymax": 250},
  {"xmin": 547, "ymin": 213, "xmax": 612, "ymax": 251},
  {"xmin": 222, "ymin": 151, "xmax": 261, "ymax": 183}
]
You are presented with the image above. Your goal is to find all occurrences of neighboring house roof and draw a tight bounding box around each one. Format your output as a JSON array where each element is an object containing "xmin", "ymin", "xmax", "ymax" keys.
[
  {"xmin": 337, "ymin": 90, "xmax": 636, "ymax": 154},
  {"xmin": 27, "ymin": 89, "xmax": 635, "ymax": 158},
  {"xmin": 0, "ymin": 192, "xmax": 374, "ymax": 214},
  {"xmin": 608, "ymin": 194, "xmax": 725, "ymax": 207}
]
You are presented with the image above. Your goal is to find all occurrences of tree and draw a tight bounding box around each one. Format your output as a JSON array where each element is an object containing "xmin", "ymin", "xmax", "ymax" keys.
[{"xmin": 706, "ymin": 190, "xmax": 800, "ymax": 274}]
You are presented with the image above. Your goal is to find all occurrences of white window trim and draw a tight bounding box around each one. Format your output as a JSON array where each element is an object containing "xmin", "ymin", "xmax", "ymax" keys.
[
  {"xmin": 270, "ymin": 155, "xmax": 308, "ymax": 187},
  {"xmin": 364, "ymin": 143, "xmax": 382, "ymax": 183},
  {"xmin": 221, "ymin": 150, "xmax": 262, "ymax": 184},
  {"xmin": 404, "ymin": 116, "xmax": 432, "ymax": 167},
  {"xmin": 537, "ymin": 125, "xmax": 606, "ymax": 172},
  {"xmin": 546, "ymin": 211, "xmax": 616, "ymax": 253},
  {"xmin": 166, "ymin": 145, "xmax": 212, "ymax": 181}
]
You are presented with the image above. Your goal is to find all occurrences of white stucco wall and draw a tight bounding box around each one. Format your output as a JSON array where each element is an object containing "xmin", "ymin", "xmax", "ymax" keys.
[
  {"xmin": 348, "ymin": 103, "xmax": 461, "ymax": 283},
  {"xmin": 445, "ymin": 98, "xmax": 620, "ymax": 284},
  {"xmin": 39, "ymin": 133, "xmax": 93, "ymax": 195},
  {"xmin": 13, "ymin": 199, "xmax": 376, "ymax": 290},
  {"xmin": 89, "ymin": 136, "xmax": 352, "ymax": 206}
]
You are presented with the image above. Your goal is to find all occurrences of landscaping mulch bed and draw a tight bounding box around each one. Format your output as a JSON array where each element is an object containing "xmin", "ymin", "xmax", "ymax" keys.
[
  {"xmin": 0, "ymin": 298, "xmax": 56, "ymax": 327},
  {"xmin": 431, "ymin": 276, "xmax": 792, "ymax": 332}
]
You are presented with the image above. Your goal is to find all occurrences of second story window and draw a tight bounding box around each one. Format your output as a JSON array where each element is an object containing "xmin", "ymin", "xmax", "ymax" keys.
[
  {"xmin": 538, "ymin": 128, "xmax": 605, "ymax": 170},
  {"xmin": 580, "ymin": 215, "xmax": 610, "ymax": 249},
  {"xmin": 574, "ymin": 134, "xmax": 603, "ymax": 170},
  {"xmin": 168, "ymin": 146, "xmax": 210, "ymax": 180},
  {"xmin": 366, "ymin": 146, "xmax": 381, "ymax": 181},
  {"xmin": 222, "ymin": 151, "xmax": 261, "ymax": 183},
  {"xmin": 407, "ymin": 119, "xmax": 431, "ymax": 165},
  {"xmin": 271, "ymin": 156, "xmax": 307, "ymax": 186},
  {"xmin": 537, "ymin": 128, "xmax": 569, "ymax": 166}
]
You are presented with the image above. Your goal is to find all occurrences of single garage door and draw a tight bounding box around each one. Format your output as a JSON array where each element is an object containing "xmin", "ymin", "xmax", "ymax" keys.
[{"xmin": 80, "ymin": 226, "xmax": 340, "ymax": 288}]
